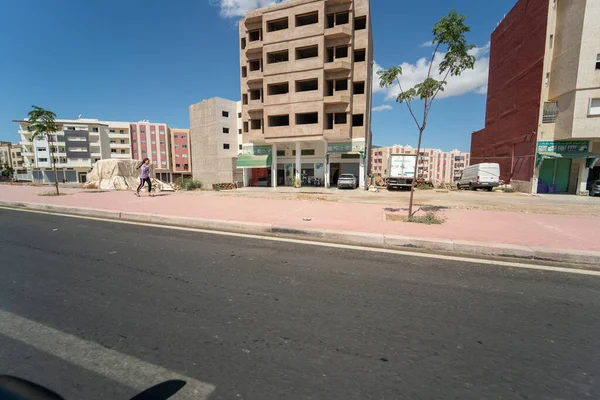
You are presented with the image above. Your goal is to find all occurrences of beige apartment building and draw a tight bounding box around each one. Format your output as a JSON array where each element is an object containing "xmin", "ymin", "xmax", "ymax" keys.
[{"xmin": 238, "ymin": 0, "xmax": 373, "ymax": 188}]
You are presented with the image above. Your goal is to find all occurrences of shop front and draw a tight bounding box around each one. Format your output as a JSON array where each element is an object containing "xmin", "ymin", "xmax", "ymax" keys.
[
  {"xmin": 535, "ymin": 140, "xmax": 598, "ymax": 195},
  {"xmin": 238, "ymin": 139, "xmax": 367, "ymax": 189}
]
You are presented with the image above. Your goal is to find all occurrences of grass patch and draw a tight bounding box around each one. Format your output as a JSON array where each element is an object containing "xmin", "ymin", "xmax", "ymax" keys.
[
  {"xmin": 501, "ymin": 187, "xmax": 516, "ymax": 193},
  {"xmin": 37, "ymin": 191, "xmax": 66, "ymax": 197},
  {"xmin": 175, "ymin": 178, "xmax": 202, "ymax": 191},
  {"xmin": 405, "ymin": 211, "xmax": 446, "ymax": 225}
]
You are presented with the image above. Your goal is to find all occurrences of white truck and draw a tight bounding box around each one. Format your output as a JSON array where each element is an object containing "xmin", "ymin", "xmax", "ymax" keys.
[{"xmin": 386, "ymin": 154, "xmax": 417, "ymax": 190}]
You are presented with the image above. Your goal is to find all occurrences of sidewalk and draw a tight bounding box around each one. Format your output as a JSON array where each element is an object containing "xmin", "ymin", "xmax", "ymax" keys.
[{"xmin": 1, "ymin": 185, "xmax": 598, "ymax": 265}]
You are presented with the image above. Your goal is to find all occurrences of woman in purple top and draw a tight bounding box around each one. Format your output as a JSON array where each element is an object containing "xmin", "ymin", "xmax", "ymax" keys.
[{"xmin": 135, "ymin": 158, "xmax": 153, "ymax": 197}]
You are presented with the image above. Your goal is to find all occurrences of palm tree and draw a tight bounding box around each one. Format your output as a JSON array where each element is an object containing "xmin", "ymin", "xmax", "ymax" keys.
[{"xmin": 27, "ymin": 105, "xmax": 60, "ymax": 195}]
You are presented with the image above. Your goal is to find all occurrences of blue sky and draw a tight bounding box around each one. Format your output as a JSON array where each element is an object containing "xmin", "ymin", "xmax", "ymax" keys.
[{"xmin": 0, "ymin": 0, "xmax": 516, "ymax": 151}]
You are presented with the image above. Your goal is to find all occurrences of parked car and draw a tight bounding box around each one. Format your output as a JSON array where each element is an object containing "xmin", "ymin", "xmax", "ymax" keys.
[
  {"xmin": 457, "ymin": 163, "xmax": 500, "ymax": 191},
  {"xmin": 590, "ymin": 180, "xmax": 600, "ymax": 196},
  {"xmin": 337, "ymin": 174, "xmax": 358, "ymax": 189}
]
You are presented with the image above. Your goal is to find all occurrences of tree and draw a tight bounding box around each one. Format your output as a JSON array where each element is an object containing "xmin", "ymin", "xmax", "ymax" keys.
[
  {"xmin": 1, "ymin": 163, "xmax": 15, "ymax": 178},
  {"xmin": 378, "ymin": 10, "xmax": 476, "ymax": 217},
  {"xmin": 27, "ymin": 105, "xmax": 60, "ymax": 195}
]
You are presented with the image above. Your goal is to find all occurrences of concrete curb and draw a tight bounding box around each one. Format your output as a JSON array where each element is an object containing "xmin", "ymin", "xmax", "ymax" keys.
[{"xmin": 2, "ymin": 200, "xmax": 600, "ymax": 266}]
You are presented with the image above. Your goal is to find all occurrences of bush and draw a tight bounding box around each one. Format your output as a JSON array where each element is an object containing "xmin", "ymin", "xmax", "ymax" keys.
[
  {"xmin": 405, "ymin": 210, "xmax": 446, "ymax": 225},
  {"xmin": 176, "ymin": 178, "xmax": 202, "ymax": 191}
]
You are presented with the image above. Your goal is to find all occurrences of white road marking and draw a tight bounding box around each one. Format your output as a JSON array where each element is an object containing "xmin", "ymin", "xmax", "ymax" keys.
[
  {"xmin": 2, "ymin": 206, "xmax": 600, "ymax": 277},
  {"xmin": 0, "ymin": 310, "xmax": 215, "ymax": 399}
]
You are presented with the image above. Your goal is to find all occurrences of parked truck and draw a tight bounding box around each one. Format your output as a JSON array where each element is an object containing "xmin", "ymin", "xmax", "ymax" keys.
[{"xmin": 386, "ymin": 154, "xmax": 417, "ymax": 190}]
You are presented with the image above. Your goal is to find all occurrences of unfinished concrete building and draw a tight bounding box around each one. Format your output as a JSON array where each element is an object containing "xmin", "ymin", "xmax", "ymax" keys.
[{"xmin": 238, "ymin": 0, "xmax": 373, "ymax": 188}]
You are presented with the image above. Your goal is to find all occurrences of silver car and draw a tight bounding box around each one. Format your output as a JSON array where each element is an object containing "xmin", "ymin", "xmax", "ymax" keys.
[
  {"xmin": 590, "ymin": 180, "xmax": 600, "ymax": 196},
  {"xmin": 337, "ymin": 174, "xmax": 358, "ymax": 189}
]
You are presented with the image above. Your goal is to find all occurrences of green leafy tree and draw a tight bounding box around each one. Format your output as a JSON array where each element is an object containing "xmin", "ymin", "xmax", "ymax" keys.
[
  {"xmin": 378, "ymin": 10, "xmax": 476, "ymax": 217},
  {"xmin": 1, "ymin": 163, "xmax": 15, "ymax": 178},
  {"xmin": 27, "ymin": 105, "xmax": 60, "ymax": 195}
]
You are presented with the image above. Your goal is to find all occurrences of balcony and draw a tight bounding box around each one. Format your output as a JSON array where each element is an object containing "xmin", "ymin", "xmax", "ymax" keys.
[
  {"xmin": 324, "ymin": 60, "xmax": 351, "ymax": 72},
  {"xmin": 91, "ymin": 152, "xmax": 102, "ymax": 157},
  {"xmin": 324, "ymin": 93, "xmax": 351, "ymax": 105},
  {"xmin": 108, "ymin": 132, "xmax": 130, "ymax": 139},
  {"xmin": 246, "ymin": 70, "xmax": 263, "ymax": 84},
  {"xmin": 110, "ymin": 143, "xmax": 131, "ymax": 149},
  {"xmin": 324, "ymin": 25, "xmax": 351, "ymax": 39},
  {"xmin": 246, "ymin": 40, "xmax": 263, "ymax": 53},
  {"xmin": 326, "ymin": 0, "xmax": 351, "ymax": 4},
  {"xmin": 112, "ymin": 153, "xmax": 132, "ymax": 159},
  {"xmin": 247, "ymin": 102, "xmax": 264, "ymax": 113}
]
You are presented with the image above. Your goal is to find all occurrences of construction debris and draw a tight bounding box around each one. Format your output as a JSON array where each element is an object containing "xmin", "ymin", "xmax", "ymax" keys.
[{"xmin": 83, "ymin": 159, "xmax": 175, "ymax": 192}]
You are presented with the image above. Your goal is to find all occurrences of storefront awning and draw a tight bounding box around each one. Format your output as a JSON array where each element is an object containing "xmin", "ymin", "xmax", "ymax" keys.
[
  {"xmin": 236, "ymin": 154, "xmax": 272, "ymax": 168},
  {"xmin": 536, "ymin": 151, "xmax": 598, "ymax": 168}
]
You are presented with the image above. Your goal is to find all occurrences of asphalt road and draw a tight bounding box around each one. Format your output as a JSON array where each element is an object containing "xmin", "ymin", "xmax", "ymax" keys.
[{"xmin": 0, "ymin": 208, "xmax": 599, "ymax": 399}]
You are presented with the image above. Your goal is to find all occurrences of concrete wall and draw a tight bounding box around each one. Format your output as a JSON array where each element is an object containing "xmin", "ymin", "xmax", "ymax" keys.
[{"xmin": 470, "ymin": 0, "xmax": 549, "ymax": 185}]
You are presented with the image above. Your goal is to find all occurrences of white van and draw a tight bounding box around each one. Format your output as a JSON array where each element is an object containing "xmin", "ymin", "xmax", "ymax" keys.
[{"xmin": 457, "ymin": 163, "xmax": 500, "ymax": 191}]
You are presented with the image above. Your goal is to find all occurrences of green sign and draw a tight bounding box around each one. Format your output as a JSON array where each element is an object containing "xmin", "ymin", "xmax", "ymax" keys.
[
  {"xmin": 327, "ymin": 141, "xmax": 366, "ymax": 153},
  {"xmin": 537, "ymin": 140, "xmax": 590, "ymax": 153},
  {"xmin": 242, "ymin": 144, "xmax": 271, "ymax": 156}
]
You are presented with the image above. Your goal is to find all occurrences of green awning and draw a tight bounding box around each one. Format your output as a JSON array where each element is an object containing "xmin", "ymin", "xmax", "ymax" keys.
[
  {"xmin": 536, "ymin": 151, "xmax": 598, "ymax": 167},
  {"xmin": 236, "ymin": 154, "xmax": 272, "ymax": 168}
]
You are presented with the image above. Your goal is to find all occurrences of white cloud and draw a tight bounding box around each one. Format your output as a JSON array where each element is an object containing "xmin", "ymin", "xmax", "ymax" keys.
[
  {"xmin": 374, "ymin": 43, "xmax": 490, "ymax": 101},
  {"xmin": 372, "ymin": 104, "xmax": 393, "ymax": 112},
  {"xmin": 420, "ymin": 41, "xmax": 434, "ymax": 48},
  {"xmin": 212, "ymin": 0, "xmax": 285, "ymax": 17}
]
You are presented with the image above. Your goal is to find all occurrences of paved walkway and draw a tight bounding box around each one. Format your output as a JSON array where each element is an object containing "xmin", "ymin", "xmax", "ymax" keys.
[{"xmin": 0, "ymin": 185, "xmax": 596, "ymax": 254}]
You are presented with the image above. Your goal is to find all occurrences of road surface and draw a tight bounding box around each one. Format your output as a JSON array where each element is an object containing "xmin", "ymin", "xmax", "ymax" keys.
[{"xmin": 0, "ymin": 208, "xmax": 599, "ymax": 399}]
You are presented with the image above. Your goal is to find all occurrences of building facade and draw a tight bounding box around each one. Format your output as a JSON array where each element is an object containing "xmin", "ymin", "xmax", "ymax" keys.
[
  {"xmin": 238, "ymin": 0, "xmax": 373, "ymax": 188},
  {"xmin": 189, "ymin": 98, "xmax": 244, "ymax": 187},
  {"xmin": 471, "ymin": 0, "xmax": 600, "ymax": 194},
  {"xmin": 15, "ymin": 117, "xmax": 175, "ymax": 183},
  {"xmin": 371, "ymin": 145, "xmax": 470, "ymax": 184},
  {"xmin": 170, "ymin": 128, "xmax": 192, "ymax": 180}
]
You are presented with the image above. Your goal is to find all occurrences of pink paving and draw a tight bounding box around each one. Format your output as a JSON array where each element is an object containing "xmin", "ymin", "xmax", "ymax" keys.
[{"xmin": 0, "ymin": 186, "xmax": 596, "ymax": 252}]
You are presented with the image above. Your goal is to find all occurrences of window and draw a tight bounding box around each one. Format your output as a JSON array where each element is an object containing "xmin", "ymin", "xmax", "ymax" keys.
[
  {"xmin": 175, "ymin": 145, "xmax": 179, "ymax": 149},
  {"xmin": 38, "ymin": 158, "xmax": 48, "ymax": 162},
  {"xmin": 161, "ymin": 150, "xmax": 166, "ymax": 154},
  {"xmin": 66, "ymin": 127, "xmax": 75, "ymax": 131},
  {"xmin": 277, "ymin": 150, "xmax": 285, "ymax": 156},
  {"xmin": 37, "ymin": 147, "xmax": 47, "ymax": 152},
  {"xmin": 335, "ymin": 79, "xmax": 348, "ymax": 91},
  {"xmin": 267, "ymin": 18, "xmax": 288, "ymax": 32},
  {"xmin": 176, "ymin": 164, "xmax": 181, "ymax": 168},
  {"xmin": 160, "ymin": 141, "xmax": 165, "ymax": 144},
  {"xmin": 238, "ymin": 113, "xmax": 242, "ymax": 118},
  {"xmin": 152, "ymin": 151, "xmax": 156, "ymax": 154},
  {"xmin": 111, "ymin": 149, "xmax": 117, "ymax": 153},
  {"xmin": 596, "ymin": 54, "xmax": 600, "ymax": 70},
  {"xmin": 354, "ymin": 49, "xmax": 366, "ymax": 62},
  {"xmin": 223, "ymin": 127, "xmax": 230, "ymax": 134},
  {"xmin": 542, "ymin": 102, "xmax": 559, "ymax": 123},
  {"xmin": 243, "ymin": 122, "xmax": 249, "ymax": 133},
  {"xmin": 250, "ymin": 89, "xmax": 261, "ymax": 101},
  {"xmin": 181, "ymin": 135, "xmax": 186, "ymax": 139},
  {"xmin": 295, "ymin": 112, "xmax": 318, "ymax": 125},
  {"xmin": 241, "ymin": 38, "xmax": 247, "ymax": 49},
  {"xmin": 91, "ymin": 127, "xmax": 99, "ymax": 132},
  {"xmin": 296, "ymin": 12, "xmax": 318, "ymax": 27},
  {"xmin": 268, "ymin": 82, "xmax": 289, "ymax": 95},
  {"xmin": 267, "ymin": 50, "xmax": 289, "ymax": 64},
  {"xmin": 223, "ymin": 144, "xmax": 230, "ymax": 150},
  {"xmin": 268, "ymin": 115, "xmax": 290, "ymax": 127},
  {"xmin": 250, "ymin": 119, "xmax": 262, "ymax": 130},
  {"xmin": 296, "ymin": 78, "xmax": 318, "ymax": 92},
  {"xmin": 335, "ymin": 113, "xmax": 347, "ymax": 124},
  {"xmin": 296, "ymin": 45, "xmax": 318, "ymax": 60},
  {"xmin": 249, "ymin": 59, "xmax": 261, "ymax": 71},
  {"xmin": 222, "ymin": 111, "xmax": 229, "ymax": 117},
  {"xmin": 239, "ymin": 144, "xmax": 243, "ymax": 150},
  {"xmin": 335, "ymin": 46, "xmax": 348, "ymax": 59},
  {"xmin": 174, "ymin": 135, "xmax": 178, "ymax": 139},
  {"xmin": 249, "ymin": 29, "xmax": 261, "ymax": 42},
  {"xmin": 182, "ymin": 154, "xmax": 188, "ymax": 158},
  {"xmin": 336, "ymin": 12, "xmax": 349, "ymax": 25},
  {"xmin": 589, "ymin": 98, "xmax": 600, "ymax": 116},
  {"xmin": 182, "ymin": 145, "xmax": 188, "ymax": 148},
  {"xmin": 352, "ymin": 114, "xmax": 364, "ymax": 127},
  {"xmin": 545, "ymin": 73, "xmax": 550, "ymax": 87},
  {"xmin": 549, "ymin": 34, "xmax": 554, "ymax": 49},
  {"xmin": 243, "ymin": 94, "xmax": 248, "ymax": 105},
  {"xmin": 241, "ymin": 66, "xmax": 247, "ymax": 78},
  {"xmin": 121, "ymin": 150, "xmax": 126, "ymax": 154},
  {"xmin": 353, "ymin": 81, "xmax": 365, "ymax": 94},
  {"xmin": 292, "ymin": 149, "xmax": 316, "ymax": 156},
  {"xmin": 354, "ymin": 16, "xmax": 367, "ymax": 30},
  {"xmin": 120, "ymin": 140, "xmax": 125, "ymax": 144},
  {"xmin": 120, "ymin": 130, "xmax": 124, "ymax": 134},
  {"xmin": 109, "ymin": 129, "xmax": 115, "ymax": 133},
  {"xmin": 238, "ymin": 129, "xmax": 242, "ymax": 134}
]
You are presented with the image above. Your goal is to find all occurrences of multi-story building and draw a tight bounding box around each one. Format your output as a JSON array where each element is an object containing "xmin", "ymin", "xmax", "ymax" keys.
[
  {"xmin": 170, "ymin": 128, "xmax": 192, "ymax": 180},
  {"xmin": 471, "ymin": 0, "xmax": 599, "ymax": 194},
  {"xmin": 0, "ymin": 141, "xmax": 12, "ymax": 167},
  {"xmin": 14, "ymin": 117, "xmax": 174, "ymax": 183},
  {"xmin": 237, "ymin": 0, "xmax": 373, "ymax": 188},
  {"xmin": 129, "ymin": 121, "xmax": 171, "ymax": 182},
  {"xmin": 10, "ymin": 144, "xmax": 24, "ymax": 172},
  {"xmin": 189, "ymin": 98, "xmax": 244, "ymax": 187},
  {"xmin": 371, "ymin": 145, "xmax": 470, "ymax": 184}
]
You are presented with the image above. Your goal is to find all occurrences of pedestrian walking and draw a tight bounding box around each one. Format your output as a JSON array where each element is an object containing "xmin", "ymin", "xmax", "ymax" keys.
[{"xmin": 135, "ymin": 158, "xmax": 153, "ymax": 197}]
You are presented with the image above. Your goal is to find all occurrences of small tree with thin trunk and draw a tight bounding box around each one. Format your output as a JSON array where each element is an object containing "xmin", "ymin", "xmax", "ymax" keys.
[
  {"xmin": 27, "ymin": 105, "xmax": 60, "ymax": 195},
  {"xmin": 378, "ymin": 9, "xmax": 476, "ymax": 217}
]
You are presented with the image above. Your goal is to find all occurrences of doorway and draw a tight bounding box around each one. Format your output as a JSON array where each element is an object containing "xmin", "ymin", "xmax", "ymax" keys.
[
  {"xmin": 330, "ymin": 163, "xmax": 340, "ymax": 185},
  {"xmin": 539, "ymin": 158, "xmax": 571, "ymax": 192}
]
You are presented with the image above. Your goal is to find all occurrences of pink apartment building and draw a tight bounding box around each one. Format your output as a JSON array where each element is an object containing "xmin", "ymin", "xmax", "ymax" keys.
[
  {"xmin": 130, "ymin": 121, "xmax": 171, "ymax": 182},
  {"xmin": 371, "ymin": 145, "xmax": 470, "ymax": 184},
  {"xmin": 170, "ymin": 128, "xmax": 191, "ymax": 180}
]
